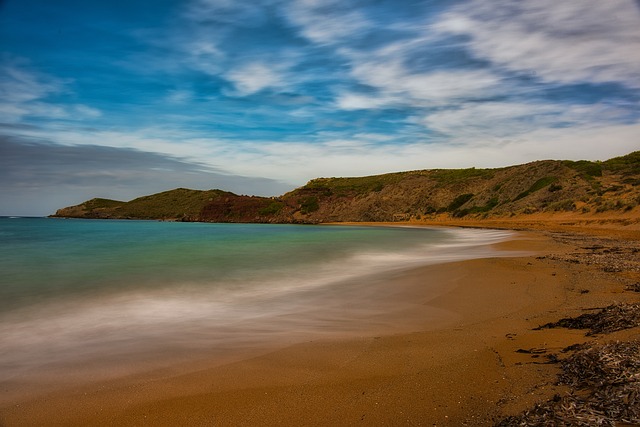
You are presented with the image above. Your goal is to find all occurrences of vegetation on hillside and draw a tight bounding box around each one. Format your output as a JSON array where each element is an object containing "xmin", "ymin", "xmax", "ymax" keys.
[
  {"xmin": 83, "ymin": 198, "xmax": 123, "ymax": 210},
  {"xmin": 52, "ymin": 151, "xmax": 640, "ymax": 223}
]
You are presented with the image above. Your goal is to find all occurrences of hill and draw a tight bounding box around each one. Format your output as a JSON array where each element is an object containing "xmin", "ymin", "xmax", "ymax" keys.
[{"xmin": 52, "ymin": 152, "xmax": 640, "ymax": 224}]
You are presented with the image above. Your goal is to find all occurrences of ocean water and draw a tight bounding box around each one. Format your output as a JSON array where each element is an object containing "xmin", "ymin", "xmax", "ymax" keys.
[{"xmin": 0, "ymin": 217, "xmax": 516, "ymax": 388}]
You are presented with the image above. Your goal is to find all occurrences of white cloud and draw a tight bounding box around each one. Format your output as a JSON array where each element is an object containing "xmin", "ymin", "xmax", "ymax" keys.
[
  {"xmin": 347, "ymin": 59, "xmax": 503, "ymax": 106},
  {"xmin": 207, "ymin": 121, "xmax": 640, "ymax": 182},
  {"xmin": 422, "ymin": 102, "xmax": 558, "ymax": 138},
  {"xmin": 73, "ymin": 105, "xmax": 102, "ymax": 118},
  {"xmin": 185, "ymin": 0, "xmax": 272, "ymax": 26},
  {"xmin": 336, "ymin": 92, "xmax": 400, "ymax": 110},
  {"xmin": 165, "ymin": 89, "xmax": 192, "ymax": 104},
  {"xmin": 421, "ymin": 101, "xmax": 637, "ymax": 140},
  {"xmin": 0, "ymin": 104, "xmax": 28, "ymax": 120},
  {"xmin": 395, "ymin": 68, "xmax": 501, "ymax": 102},
  {"xmin": 331, "ymin": 24, "xmax": 508, "ymax": 110},
  {"xmin": 284, "ymin": 0, "xmax": 372, "ymax": 45},
  {"xmin": 0, "ymin": 60, "xmax": 66, "ymax": 122},
  {"xmin": 0, "ymin": 59, "xmax": 103, "ymax": 123},
  {"xmin": 0, "ymin": 61, "xmax": 63, "ymax": 103},
  {"xmin": 352, "ymin": 133, "xmax": 395, "ymax": 143},
  {"xmin": 185, "ymin": 39, "xmax": 225, "ymax": 75},
  {"xmin": 11, "ymin": 109, "xmax": 638, "ymax": 191},
  {"xmin": 435, "ymin": 0, "xmax": 640, "ymax": 87},
  {"xmin": 176, "ymin": 1, "xmax": 305, "ymax": 96},
  {"xmin": 224, "ymin": 62, "xmax": 286, "ymax": 96}
]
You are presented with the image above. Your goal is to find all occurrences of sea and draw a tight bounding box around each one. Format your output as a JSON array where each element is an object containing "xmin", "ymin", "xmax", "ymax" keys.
[{"xmin": 0, "ymin": 217, "xmax": 517, "ymax": 391}]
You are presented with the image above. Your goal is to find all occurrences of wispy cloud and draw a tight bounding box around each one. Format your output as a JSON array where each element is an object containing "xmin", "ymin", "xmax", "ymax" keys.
[
  {"xmin": 165, "ymin": 89, "xmax": 193, "ymax": 104},
  {"xmin": 173, "ymin": 0, "xmax": 307, "ymax": 98},
  {"xmin": 420, "ymin": 102, "xmax": 557, "ymax": 139},
  {"xmin": 185, "ymin": 0, "xmax": 273, "ymax": 27},
  {"xmin": 335, "ymin": 92, "xmax": 401, "ymax": 111},
  {"xmin": 350, "ymin": 59, "xmax": 504, "ymax": 105},
  {"xmin": 418, "ymin": 100, "xmax": 640, "ymax": 148},
  {"xmin": 1, "ymin": 64, "xmax": 60, "ymax": 102},
  {"xmin": 73, "ymin": 105, "xmax": 102, "ymax": 118},
  {"xmin": 283, "ymin": 0, "xmax": 373, "ymax": 45},
  {"xmin": 224, "ymin": 61, "xmax": 288, "ymax": 96},
  {"xmin": 435, "ymin": 0, "xmax": 640, "ymax": 87},
  {"xmin": 0, "ymin": 58, "xmax": 101, "ymax": 123},
  {"xmin": 0, "ymin": 58, "xmax": 66, "ymax": 122},
  {"xmin": 195, "ymin": 121, "xmax": 640, "ymax": 183}
]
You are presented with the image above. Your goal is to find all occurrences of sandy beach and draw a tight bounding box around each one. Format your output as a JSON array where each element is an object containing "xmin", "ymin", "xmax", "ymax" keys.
[{"xmin": 1, "ymin": 221, "xmax": 639, "ymax": 426}]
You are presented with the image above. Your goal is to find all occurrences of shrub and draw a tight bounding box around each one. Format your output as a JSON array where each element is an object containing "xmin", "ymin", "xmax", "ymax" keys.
[
  {"xmin": 563, "ymin": 160, "xmax": 603, "ymax": 178},
  {"xmin": 452, "ymin": 209, "xmax": 469, "ymax": 218},
  {"xmin": 259, "ymin": 201, "xmax": 284, "ymax": 216},
  {"xmin": 299, "ymin": 197, "xmax": 319, "ymax": 214},
  {"xmin": 447, "ymin": 193, "xmax": 474, "ymax": 211},
  {"xmin": 431, "ymin": 168, "xmax": 494, "ymax": 184},
  {"xmin": 549, "ymin": 199, "xmax": 576, "ymax": 211},
  {"xmin": 424, "ymin": 205, "xmax": 437, "ymax": 214},
  {"xmin": 602, "ymin": 151, "xmax": 640, "ymax": 173},
  {"xmin": 372, "ymin": 182, "xmax": 384, "ymax": 192},
  {"xmin": 514, "ymin": 177, "xmax": 557, "ymax": 201},
  {"xmin": 472, "ymin": 197, "xmax": 499, "ymax": 213}
]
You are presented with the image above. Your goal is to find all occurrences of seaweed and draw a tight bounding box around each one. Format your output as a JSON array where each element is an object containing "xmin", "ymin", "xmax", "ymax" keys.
[
  {"xmin": 625, "ymin": 282, "xmax": 640, "ymax": 292},
  {"xmin": 534, "ymin": 303, "xmax": 640, "ymax": 336},
  {"xmin": 497, "ymin": 341, "xmax": 640, "ymax": 426},
  {"xmin": 558, "ymin": 341, "xmax": 640, "ymax": 388}
]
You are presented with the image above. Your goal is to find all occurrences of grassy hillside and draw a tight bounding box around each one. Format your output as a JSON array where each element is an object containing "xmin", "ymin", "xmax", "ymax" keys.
[
  {"xmin": 52, "ymin": 152, "xmax": 640, "ymax": 224},
  {"xmin": 277, "ymin": 152, "xmax": 639, "ymax": 223},
  {"xmin": 53, "ymin": 188, "xmax": 234, "ymax": 220}
]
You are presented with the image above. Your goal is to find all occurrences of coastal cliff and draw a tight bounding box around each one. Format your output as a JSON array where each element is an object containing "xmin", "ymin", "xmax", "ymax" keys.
[{"xmin": 52, "ymin": 151, "xmax": 640, "ymax": 224}]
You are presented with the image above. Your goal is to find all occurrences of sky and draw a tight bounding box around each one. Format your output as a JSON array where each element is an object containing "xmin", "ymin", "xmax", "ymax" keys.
[{"xmin": 1, "ymin": 0, "xmax": 639, "ymax": 216}]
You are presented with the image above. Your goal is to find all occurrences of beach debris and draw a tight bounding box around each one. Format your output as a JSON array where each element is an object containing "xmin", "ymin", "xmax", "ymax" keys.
[
  {"xmin": 561, "ymin": 342, "xmax": 591, "ymax": 353},
  {"xmin": 496, "ymin": 340, "xmax": 640, "ymax": 426},
  {"xmin": 558, "ymin": 340, "xmax": 640, "ymax": 388},
  {"xmin": 539, "ymin": 232, "xmax": 640, "ymax": 274},
  {"xmin": 625, "ymin": 282, "xmax": 640, "ymax": 292},
  {"xmin": 515, "ymin": 348, "xmax": 547, "ymax": 355},
  {"xmin": 534, "ymin": 303, "xmax": 640, "ymax": 336}
]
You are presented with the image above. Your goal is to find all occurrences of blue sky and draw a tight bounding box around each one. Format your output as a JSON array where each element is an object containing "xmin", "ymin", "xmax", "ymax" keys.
[{"xmin": 1, "ymin": 0, "xmax": 639, "ymax": 215}]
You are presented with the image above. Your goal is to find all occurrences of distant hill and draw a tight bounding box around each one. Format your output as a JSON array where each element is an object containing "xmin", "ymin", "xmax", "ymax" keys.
[{"xmin": 52, "ymin": 151, "xmax": 640, "ymax": 223}]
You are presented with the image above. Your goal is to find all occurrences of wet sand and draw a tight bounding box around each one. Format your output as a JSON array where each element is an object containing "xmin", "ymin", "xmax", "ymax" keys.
[{"xmin": 1, "ymin": 225, "xmax": 639, "ymax": 426}]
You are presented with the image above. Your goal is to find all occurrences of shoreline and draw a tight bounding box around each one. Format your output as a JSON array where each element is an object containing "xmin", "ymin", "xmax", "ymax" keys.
[{"xmin": 1, "ymin": 224, "xmax": 639, "ymax": 425}]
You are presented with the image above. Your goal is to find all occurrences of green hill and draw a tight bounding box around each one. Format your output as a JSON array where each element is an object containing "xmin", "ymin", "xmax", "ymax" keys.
[{"xmin": 52, "ymin": 152, "xmax": 640, "ymax": 223}]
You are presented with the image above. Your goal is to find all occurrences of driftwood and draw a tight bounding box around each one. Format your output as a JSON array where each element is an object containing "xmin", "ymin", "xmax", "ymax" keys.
[
  {"xmin": 496, "ymin": 341, "xmax": 640, "ymax": 426},
  {"xmin": 534, "ymin": 303, "xmax": 640, "ymax": 336}
]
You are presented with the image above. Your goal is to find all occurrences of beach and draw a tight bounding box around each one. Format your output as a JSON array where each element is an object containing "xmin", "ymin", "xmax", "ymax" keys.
[{"xmin": 1, "ymin": 221, "xmax": 639, "ymax": 425}]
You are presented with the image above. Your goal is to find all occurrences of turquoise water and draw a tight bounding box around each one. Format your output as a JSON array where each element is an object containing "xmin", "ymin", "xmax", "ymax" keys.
[
  {"xmin": 3, "ymin": 219, "xmax": 445, "ymax": 310},
  {"xmin": 0, "ymin": 217, "xmax": 515, "ymax": 386}
]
